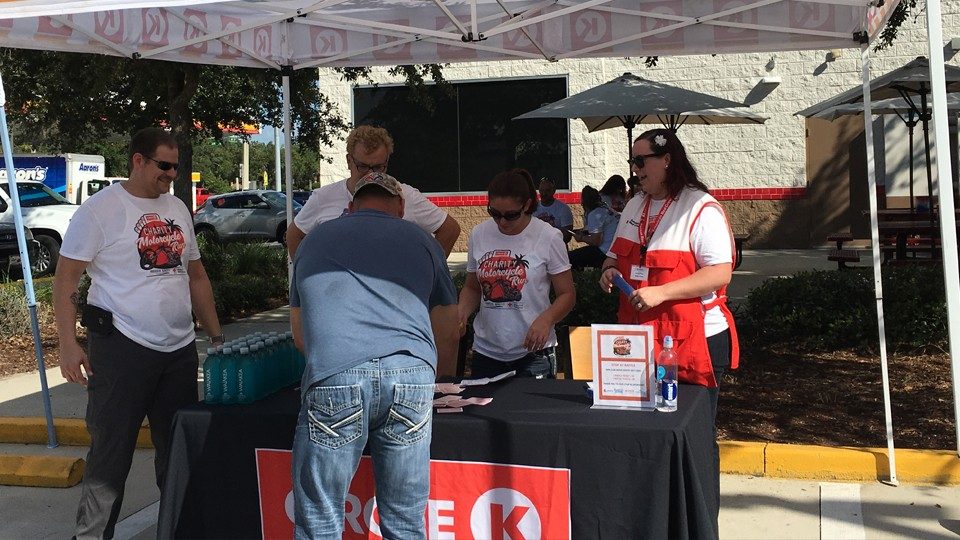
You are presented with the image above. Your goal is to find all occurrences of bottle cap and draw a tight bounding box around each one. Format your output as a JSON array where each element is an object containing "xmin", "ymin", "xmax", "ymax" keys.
[
  {"xmin": 240, "ymin": 346, "xmax": 250, "ymax": 354},
  {"xmin": 206, "ymin": 347, "xmax": 217, "ymax": 355},
  {"xmin": 663, "ymin": 335, "xmax": 673, "ymax": 348},
  {"xmin": 223, "ymin": 347, "xmax": 234, "ymax": 354}
]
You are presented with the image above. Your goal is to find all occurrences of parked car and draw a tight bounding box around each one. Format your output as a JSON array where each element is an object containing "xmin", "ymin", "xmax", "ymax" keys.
[
  {"xmin": 0, "ymin": 222, "xmax": 39, "ymax": 274},
  {"xmin": 0, "ymin": 180, "xmax": 78, "ymax": 276},
  {"xmin": 292, "ymin": 190, "xmax": 312, "ymax": 207},
  {"xmin": 193, "ymin": 190, "xmax": 301, "ymax": 245},
  {"xmin": 195, "ymin": 187, "xmax": 211, "ymax": 208}
]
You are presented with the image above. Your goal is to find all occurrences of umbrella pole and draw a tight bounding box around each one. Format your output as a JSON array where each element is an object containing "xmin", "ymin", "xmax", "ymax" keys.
[
  {"xmin": 908, "ymin": 117, "xmax": 916, "ymax": 216},
  {"xmin": 920, "ymin": 87, "xmax": 937, "ymax": 258},
  {"xmin": 626, "ymin": 121, "xmax": 634, "ymax": 177},
  {"xmin": 282, "ymin": 66, "xmax": 295, "ymax": 284}
]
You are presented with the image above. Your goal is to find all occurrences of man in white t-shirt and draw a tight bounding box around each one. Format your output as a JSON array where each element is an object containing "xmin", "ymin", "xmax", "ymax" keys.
[
  {"xmin": 53, "ymin": 128, "xmax": 223, "ymax": 539},
  {"xmin": 533, "ymin": 177, "xmax": 574, "ymax": 243},
  {"xmin": 285, "ymin": 125, "xmax": 461, "ymax": 258}
]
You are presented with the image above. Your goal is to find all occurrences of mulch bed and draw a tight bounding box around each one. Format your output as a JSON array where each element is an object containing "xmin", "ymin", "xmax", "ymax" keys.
[{"xmin": 1, "ymin": 333, "xmax": 955, "ymax": 450}]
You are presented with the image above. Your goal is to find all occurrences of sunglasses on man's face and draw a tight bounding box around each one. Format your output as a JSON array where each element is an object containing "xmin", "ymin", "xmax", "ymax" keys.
[
  {"xmin": 145, "ymin": 156, "xmax": 179, "ymax": 172},
  {"xmin": 487, "ymin": 207, "xmax": 524, "ymax": 222},
  {"xmin": 627, "ymin": 153, "xmax": 663, "ymax": 169}
]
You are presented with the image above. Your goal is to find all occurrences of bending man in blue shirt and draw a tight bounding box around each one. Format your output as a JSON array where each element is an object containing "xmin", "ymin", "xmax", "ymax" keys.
[{"xmin": 289, "ymin": 171, "xmax": 459, "ymax": 539}]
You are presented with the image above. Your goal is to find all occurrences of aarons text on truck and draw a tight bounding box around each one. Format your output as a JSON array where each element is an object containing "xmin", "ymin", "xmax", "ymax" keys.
[{"xmin": 0, "ymin": 153, "xmax": 109, "ymax": 204}]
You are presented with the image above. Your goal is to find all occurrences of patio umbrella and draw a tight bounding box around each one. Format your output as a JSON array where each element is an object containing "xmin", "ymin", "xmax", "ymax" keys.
[
  {"xmin": 812, "ymin": 93, "xmax": 960, "ymax": 214},
  {"xmin": 798, "ymin": 57, "xmax": 960, "ymax": 216},
  {"xmin": 513, "ymin": 73, "xmax": 762, "ymax": 162}
]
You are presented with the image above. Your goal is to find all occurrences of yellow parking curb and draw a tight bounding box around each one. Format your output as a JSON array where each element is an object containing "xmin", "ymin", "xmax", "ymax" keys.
[
  {"xmin": 720, "ymin": 441, "xmax": 960, "ymax": 484},
  {"xmin": 0, "ymin": 454, "xmax": 85, "ymax": 488},
  {"xmin": 0, "ymin": 417, "xmax": 153, "ymax": 448}
]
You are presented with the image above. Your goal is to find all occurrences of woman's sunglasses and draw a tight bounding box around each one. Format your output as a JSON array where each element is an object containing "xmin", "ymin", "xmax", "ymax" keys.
[
  {"xmin": 146, "ymin": 156, "xmax": 179, "ymax": 172},
  {"xmin": 487, "ymin": 207, "xmax": 524, "ymax": 222},
  {"xmin": 627, "ymin": 153, "xmax": 663, "ymax": 169}
]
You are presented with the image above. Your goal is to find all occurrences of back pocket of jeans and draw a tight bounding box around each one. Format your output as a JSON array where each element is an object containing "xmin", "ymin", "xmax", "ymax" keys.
[
  {"xmin": 306, "ymin": 384, "xmax": 363, "ymax": 449},
  {"xmin": 385, "ymin": 383, "xmax": 434, "ymax": 446}
]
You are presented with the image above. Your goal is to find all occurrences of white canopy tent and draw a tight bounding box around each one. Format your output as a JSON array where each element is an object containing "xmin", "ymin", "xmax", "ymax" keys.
[{"xmin": 0, "ymin": 0, "xmax": 956, "ymax": 480}]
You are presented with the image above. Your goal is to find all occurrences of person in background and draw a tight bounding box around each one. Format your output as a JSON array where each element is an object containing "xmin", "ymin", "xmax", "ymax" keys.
[
  {"xmin": 569, "ymin": 186, "xmax": 619, "ymax": 270},
  {"xmin": 285, "ymin": 125, "xmax": 461, "ymax": 258},
  {"xmin": 54, "ymin": 127, "xmax": 223, "ymax": 539},
  {"xmin": 458, "ymin": 169, "xmax": 575, "ymax": 379},
  {"xmin": 627, "ymin": 175, "xmax": 641, "ymax": 201},
  {"xmin": 533, "ymin": 176, "xmax": 574, "ymax": 243},
  {"xmin": 600, "ymin": 174, "xmax": 627, "ymax": 212},
  {"xmin": 290, "ymin": 172, "xmax": 459, "ymax": 539},
  {"xmin": 599, "ymin": 128, "xmax": 739, "ymax": 422}
]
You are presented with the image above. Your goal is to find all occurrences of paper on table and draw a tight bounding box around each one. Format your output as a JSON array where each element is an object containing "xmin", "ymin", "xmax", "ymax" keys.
[
  {"xmin": 433, "ymin": 395, "xmax": 493, "ymax": 408},
  {"xmin": 460, "ymin": 370, "xmax": 516, "ymax": 386},
  {"xmin": 435, "ymin": 383, "xmax": 465, "ymax": 395}
]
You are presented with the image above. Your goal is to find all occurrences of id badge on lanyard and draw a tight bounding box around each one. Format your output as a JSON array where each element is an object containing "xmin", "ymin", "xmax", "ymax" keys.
[{"xmin": 634, "ymin": 195, "xmax": 673, "ymax": 286}]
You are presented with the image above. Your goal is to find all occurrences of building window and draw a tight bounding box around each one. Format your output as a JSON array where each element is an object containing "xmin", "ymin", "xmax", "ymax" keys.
[{"xmin": 354, "ymin": 77, "xmax": 569, "ymax": 193}]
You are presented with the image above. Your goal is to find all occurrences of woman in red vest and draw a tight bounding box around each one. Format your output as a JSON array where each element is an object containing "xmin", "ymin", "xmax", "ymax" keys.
[{"xmin": 598, "ymin": 128, "xmax": 739, "ymax": 421}]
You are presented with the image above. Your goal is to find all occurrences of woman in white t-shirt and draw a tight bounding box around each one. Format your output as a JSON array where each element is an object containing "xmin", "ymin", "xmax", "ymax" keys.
[{"xmin": 458, "ymin": 169, "xmax": 576, "ymax": 379}]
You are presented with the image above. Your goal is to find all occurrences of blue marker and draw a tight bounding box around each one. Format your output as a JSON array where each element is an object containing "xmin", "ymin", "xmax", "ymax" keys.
[{"xmin": 612, "ymin": 273, "xmax": 634, "ymax": 297}]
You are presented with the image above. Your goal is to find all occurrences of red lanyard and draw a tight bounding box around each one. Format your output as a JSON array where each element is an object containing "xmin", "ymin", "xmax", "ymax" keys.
[{"xmin": 637, "ymin": 195, "xmax": 674, "ymax": 257}]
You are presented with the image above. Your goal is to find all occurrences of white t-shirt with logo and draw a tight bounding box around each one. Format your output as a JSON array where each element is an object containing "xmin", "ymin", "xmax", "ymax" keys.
[
  {"xmin": 533, "ymin": 200, "xmax": 573, "ymax": 230},
  {"xmin": 60, "ymin": 184, "xmax": 201, "ymax": 352},
  {"xmin": 293, "ymin": 178, "xmax": 448, "ymax": 235},
  {"xmin": 466, "ymin": 217, "xmax": 572, "ymax": 361}
]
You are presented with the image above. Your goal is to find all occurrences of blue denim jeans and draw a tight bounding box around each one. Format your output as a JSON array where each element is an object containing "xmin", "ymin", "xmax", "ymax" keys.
[
  {"xmin": 470, "ymin": 347, "xmax": 557, "ymax": 379},
  {"xmin": 292, "ymin": 354, "xmax": 435, "ymax": 540}
]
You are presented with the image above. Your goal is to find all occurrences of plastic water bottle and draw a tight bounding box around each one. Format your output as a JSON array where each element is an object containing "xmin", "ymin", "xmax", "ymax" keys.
[
  {"xmin": 220, "ymin": 346, "xmax": 238, "ymax": 404},
  {"xmin": 656, "ymin": 335, "xmax": 678, "ymax": 413},
  {"xmin": 237, "ymin": 346, "xmax": 254, "ymax": 404},
  {"xmin": 203, "ymin": 347, "xmax": 221, "ymax": 404}
]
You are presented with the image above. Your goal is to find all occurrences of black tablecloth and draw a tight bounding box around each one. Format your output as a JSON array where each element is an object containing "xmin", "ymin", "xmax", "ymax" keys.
[{"xmin": 158, "ymin": 379, "xmax": 718, "ymax": 539}]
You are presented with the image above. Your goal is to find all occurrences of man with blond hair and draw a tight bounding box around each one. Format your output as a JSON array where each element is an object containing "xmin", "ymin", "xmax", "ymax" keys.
[{"xmin": 286, "ymin": 125, "xmax": 461, "ymax": 257}]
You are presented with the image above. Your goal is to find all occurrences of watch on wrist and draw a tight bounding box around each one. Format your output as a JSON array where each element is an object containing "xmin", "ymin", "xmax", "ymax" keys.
[{"xmin": 210, "ymin": 334, "xmax": 226, "ymax": 345}]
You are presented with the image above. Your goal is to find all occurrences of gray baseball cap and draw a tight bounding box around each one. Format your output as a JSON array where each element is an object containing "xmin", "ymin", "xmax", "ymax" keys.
[{"xmin": 353, "ymin": 171, "xmax": 403, "ymax": 199}]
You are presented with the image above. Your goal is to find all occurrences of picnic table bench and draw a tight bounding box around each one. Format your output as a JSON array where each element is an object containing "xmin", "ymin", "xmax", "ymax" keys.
[
  {"xmin": 827, "ymin": 232, "xmax": 860, "ymax": 269},
  {"xmin": 733, "ymin": 232, "xmax": 749, "ymax": 270}
]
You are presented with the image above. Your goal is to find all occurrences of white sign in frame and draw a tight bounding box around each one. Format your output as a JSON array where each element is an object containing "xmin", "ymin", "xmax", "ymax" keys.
[{"xmin": 590, "ymin": 324, "xmax": 657, "ymax": 410}]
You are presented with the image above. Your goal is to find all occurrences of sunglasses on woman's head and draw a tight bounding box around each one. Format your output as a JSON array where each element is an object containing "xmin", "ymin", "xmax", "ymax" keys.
[
  {"xmin": 145, "ymin": 156, "xmax": 179, "ymax": 172},
  {"xmin": 487, "ymin": 207, "xmax": 524, "ymax": 221}
]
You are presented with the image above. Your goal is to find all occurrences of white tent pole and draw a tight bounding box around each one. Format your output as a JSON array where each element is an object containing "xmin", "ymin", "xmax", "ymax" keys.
[
  {"xmin": 282, "ymin": 67, "xmax": 294, "ymax": 283},
  {"xmin": 861, "ymin": 44, "xmax": 897, "ymax": 485},
  {"xmin": 923, "ymin": 0, "xmax": 960, "ymax": 458},
  {"xmin": 274, "ymin": 125, "xmax": 281, "ymax": 192},
  {"xmin": 0, "ymin": 72, "xmax": 57, "ymax": 448}
]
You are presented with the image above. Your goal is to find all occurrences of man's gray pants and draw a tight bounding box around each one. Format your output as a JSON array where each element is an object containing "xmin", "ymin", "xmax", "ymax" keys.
[{"xmin": 74, "ymin": 329, "xmax": 198, "ymax": 540}]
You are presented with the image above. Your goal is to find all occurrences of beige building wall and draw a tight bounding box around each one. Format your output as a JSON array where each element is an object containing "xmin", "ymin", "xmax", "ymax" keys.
[{"xmin": 316, "ymin": 8, "xmax": 960, "ymax": 250}]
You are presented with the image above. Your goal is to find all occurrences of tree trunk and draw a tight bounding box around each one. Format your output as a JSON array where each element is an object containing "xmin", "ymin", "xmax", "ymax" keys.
[{"xmin": 167, "ymin": 63, "xmax": 199, "ymax": 209}]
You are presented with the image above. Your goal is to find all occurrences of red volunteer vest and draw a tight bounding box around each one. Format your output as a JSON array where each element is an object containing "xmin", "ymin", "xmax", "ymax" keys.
[{"xmin": 609, "ymin": 188, "xmax": 740, "ymax": 388}]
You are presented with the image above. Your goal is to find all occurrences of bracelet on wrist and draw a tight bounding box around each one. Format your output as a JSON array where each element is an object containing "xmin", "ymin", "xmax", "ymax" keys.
[{"xmin": 601, "ymin": 265, "xmax": 617, "ymax": 273}]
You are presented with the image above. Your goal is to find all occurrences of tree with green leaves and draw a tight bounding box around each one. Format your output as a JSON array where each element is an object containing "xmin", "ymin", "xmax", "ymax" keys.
[{"xmin": 0, "ymin": 49, "xmax": 442, "ymax": 207}]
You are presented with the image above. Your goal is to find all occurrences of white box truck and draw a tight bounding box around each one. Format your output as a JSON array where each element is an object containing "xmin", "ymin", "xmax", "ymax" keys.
[{"xmin": 0, "ymin": 153, "xmax": 107, "ymax": 204}]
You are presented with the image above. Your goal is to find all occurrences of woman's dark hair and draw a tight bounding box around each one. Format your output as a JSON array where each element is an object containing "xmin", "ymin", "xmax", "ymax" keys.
[
  {"xmin": 581, "ymin": 186, "xmax": 602, "ymax": 213},
  {"xmin": 600, "ymin": 175, "xmax": 627, "ymax": 199},
  {"xmin": 627, "ymin": 175, "xmax": 641, "ymax": 197},
  {"xmin": 488, "ymin": 168, "xmax": 538, "ymax": 214},
  {"xmin": 635, "ymin": 128, "xmax": 709, "ymax": 197}
]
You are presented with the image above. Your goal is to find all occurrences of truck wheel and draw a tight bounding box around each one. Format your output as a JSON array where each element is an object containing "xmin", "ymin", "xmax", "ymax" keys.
[{"xmin": 32, "ymin": 235, "xmax": 59, "ymax": 276}]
